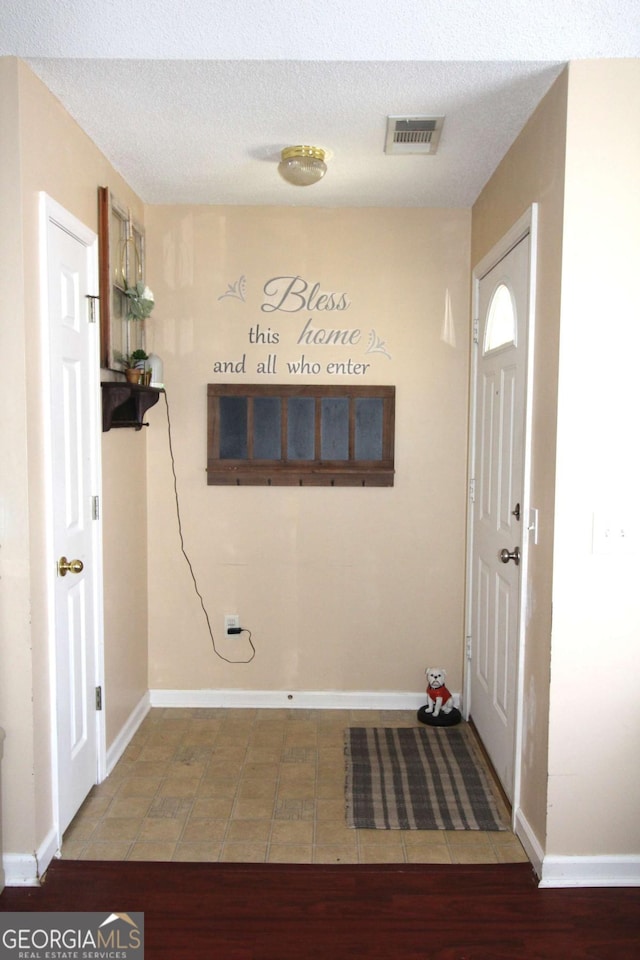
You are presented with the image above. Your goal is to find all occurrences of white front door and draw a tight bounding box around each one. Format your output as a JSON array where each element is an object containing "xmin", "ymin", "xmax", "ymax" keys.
[
  {"xmin": 467, "ymin": 216, "xmax": 535, "ymax": 803},
  {"xmin": 42, "ymin": 196, "xmax": 104, "ymax": 837}
]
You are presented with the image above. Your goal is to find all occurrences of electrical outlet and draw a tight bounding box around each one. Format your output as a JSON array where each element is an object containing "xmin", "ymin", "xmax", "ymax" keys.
[
  {"xmin": 592, "ymin": 513, "xmax": 635, "ymax": 555},
  {"xmin": 224, "ymin": 614, "xmax": 240, "ymax": 634}
]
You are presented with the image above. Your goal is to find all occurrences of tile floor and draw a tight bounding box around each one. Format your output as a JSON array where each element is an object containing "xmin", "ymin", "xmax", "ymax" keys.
[{"xmin": 62, "ymin": 707, "xmax": 529, "ymax": 865}]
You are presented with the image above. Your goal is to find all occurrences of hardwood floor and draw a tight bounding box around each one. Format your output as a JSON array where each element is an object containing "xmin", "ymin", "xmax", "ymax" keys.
[{"xmin": 2, "ymin": 860, "xmax": 640, "ymax": 958}]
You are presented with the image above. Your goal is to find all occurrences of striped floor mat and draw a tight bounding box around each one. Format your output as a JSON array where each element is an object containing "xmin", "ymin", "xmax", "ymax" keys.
[{"xmin": 345, "ymin": 725, "xmax": 508, "ymax": 831}]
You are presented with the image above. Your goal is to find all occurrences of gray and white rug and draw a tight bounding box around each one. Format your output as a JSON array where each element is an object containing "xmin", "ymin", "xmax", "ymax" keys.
[{"xmin": 345, "ymin": 725, "xmax": 508, "ymax": 831}]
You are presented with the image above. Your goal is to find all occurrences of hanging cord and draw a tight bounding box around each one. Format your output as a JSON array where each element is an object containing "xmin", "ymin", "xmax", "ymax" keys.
[{"xmin": 162, "ymin": 391, "xmax": 255, "ymax": 664}]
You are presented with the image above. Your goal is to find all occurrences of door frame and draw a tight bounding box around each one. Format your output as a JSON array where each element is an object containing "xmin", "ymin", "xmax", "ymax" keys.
[
  {"xmin": 39, "ymin": 193, "xmax": 106, "ymax": 850},
  {"xmin": 463, "ymin": 204, "xmax": 538, "ymax": 823}
]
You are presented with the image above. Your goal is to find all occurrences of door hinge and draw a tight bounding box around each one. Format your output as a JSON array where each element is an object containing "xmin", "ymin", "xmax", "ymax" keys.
[
  {"xmin": 469, "ymin": 478, "xmax": 476, "ymax": 503},
  {"xmin": 86, "ymin": 294, "xmax": 99, "ymax": 323},
  {"xmin": 92, "ymin": 495, "xmax": 100, "ymax": 520},
  {"xmin": 466, "ymin": 636, "xmax": 473, "ymax": 661},
  {"xmin": 472, "ymin": 317, "xmax": 479, "ymax": 344},
  {"xmin": 95, "ymin": 686, "xmax": 103, "ymax": 711}
]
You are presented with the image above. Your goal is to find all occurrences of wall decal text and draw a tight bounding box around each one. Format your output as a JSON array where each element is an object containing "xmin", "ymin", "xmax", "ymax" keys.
[{"xmin": 215, "ymin": 273, "xmax": 392, "ymax": 375}]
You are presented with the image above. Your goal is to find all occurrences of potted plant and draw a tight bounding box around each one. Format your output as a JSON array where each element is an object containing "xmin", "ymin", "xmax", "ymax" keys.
[{"xmin": 117, "ymin": 349, "xmax": 149, "ymax": 385}]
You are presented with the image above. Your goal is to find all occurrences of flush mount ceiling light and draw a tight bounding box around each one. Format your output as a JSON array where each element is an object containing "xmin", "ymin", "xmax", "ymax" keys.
[{"xmin": 278, "ymin": 146, "xmax": 327, "ymax": 186}]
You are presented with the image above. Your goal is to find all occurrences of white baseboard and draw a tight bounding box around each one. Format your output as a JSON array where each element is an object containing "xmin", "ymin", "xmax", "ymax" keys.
[
  {"xmin": 105, "ymin": 692, "xmax": 151, "ymax": 777},
  {"xmin": 513, "ymin": 807, "xmax": 544, "ymax": 879},
  {"xmin": 149, "ymin": 689, "xmax": 449, "ymax": 711},
  {"xmin": 3, "ymin": 825, "xmax": 58, "ymax": 887},
  {"xmin": 509, "ymin": 807, "xmax": 640, "ymax": 888},
  {"xmin": 3, "ymin": 696, "xmax": 151, "ymax": 887},
  {"xmin": 539, "ymin": 855, "xmax": 640, "ymax": 888},
  {"xmin": 3, "ymin": 853, "xmax": 40, "ymax": 887},
  {"xmin": 36, "ymin": 825, "xmax": 59, "ymax": 881}
]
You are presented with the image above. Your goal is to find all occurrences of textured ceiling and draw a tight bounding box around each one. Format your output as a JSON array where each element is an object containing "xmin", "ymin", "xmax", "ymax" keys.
[{"xmin": 3, "ymin": 0, "xmax": 639, "ymax": 206}]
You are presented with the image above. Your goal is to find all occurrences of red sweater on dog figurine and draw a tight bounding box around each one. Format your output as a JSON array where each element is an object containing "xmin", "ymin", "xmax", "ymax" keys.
[{"xmin": 424, "ymin": 667, "xmax": 454, "ymax": 717}]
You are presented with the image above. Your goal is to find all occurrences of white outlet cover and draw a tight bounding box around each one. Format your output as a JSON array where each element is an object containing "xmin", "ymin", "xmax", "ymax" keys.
[{"xmin": 592, "ymin": 513, "xmax": 635, "ymax": 555}]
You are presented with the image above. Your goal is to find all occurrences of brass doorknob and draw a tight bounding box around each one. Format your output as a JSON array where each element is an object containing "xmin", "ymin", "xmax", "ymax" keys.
[{"xmin": 58, "ymin": 556, "xmax": 84, "ymax": 577}]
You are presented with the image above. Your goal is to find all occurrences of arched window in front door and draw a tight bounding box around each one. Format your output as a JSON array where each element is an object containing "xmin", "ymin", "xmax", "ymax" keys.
[{"xmin": 483, "ymin": 282, "xmax": 516, "ymax": 354}]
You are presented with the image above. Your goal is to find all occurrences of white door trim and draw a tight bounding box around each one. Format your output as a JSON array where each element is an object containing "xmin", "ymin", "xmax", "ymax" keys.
[
  {"xmin": 464, "ymin": 204, "xmax": 538, "ymax": 824},
  {"xmin": 39, "ymin": 192, "xmax": 106, "ymax": 854}
]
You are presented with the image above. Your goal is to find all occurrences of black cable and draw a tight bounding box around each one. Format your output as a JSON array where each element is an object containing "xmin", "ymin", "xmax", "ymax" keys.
[{"xmin": 163, "ymin": 391, "xmax": 255, "ymax": 664}]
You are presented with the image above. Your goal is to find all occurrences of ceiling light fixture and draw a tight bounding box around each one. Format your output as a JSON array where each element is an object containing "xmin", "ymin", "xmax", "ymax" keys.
[{"xmin": 278, "ymin": 146, "xmax": 327, "ymax": 187}]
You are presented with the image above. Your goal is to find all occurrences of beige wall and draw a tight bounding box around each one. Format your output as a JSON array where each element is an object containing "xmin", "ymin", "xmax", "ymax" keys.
[
  {"xmin": 144, "ymin": 205, "xmax": 471, "ymax": 695},
  {"xmin": 0, "ymin": 57, "xmax": 37, "ymax": 860},
  {"xmin": 101, "ymin": 432, "xmax": 148, "ymax": 747},
  {"xmin": 473, "ymin": 60, "xmax": 640, "ymax": 864},
  {"xmin": 472, "ymin": 69, "xmax": 568, "ymax": 849},
  {"xmin": 0, "ymin": 57, "xmax": 148, "ymax": 863},
  {"xmin": 546, "ymin": 59, "xmax": 640, "ymax": 858}
]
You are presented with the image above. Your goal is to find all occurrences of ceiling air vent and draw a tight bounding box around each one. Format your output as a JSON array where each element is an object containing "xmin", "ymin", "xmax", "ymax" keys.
[{"xmin": 385, "ymin": 116, "xmax": 444, "ymax": 155}]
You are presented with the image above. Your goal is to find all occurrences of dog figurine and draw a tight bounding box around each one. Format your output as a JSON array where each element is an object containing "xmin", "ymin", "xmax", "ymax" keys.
[{"xmin": 424, "ymin": 667, "xmax": 454, "ymax": 717}]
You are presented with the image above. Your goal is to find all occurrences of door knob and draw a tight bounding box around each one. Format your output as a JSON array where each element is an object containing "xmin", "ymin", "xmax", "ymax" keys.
[
  {"xmin": 499, "ymin": 547, "xmax": 520, "ymax": 566},
  {"xmin": 58, "ymin": 556, "xmax": 84, "ymax": 577}
]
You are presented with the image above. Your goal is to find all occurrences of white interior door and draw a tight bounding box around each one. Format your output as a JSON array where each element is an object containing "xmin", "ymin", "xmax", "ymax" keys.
[
  {"xmin": 467, "ymin": 225, "xmax": 533, "ymax": 803},
  {"xmin": 43, "ymin": 196, "xmax": 104, "ymax": 837}
]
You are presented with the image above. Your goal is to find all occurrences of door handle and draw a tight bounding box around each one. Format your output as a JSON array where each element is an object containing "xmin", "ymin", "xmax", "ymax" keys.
[
  {"xmin": 499, "ymin": 547, "xmax": 520, "ymax": 566},
  {"xmin": 58, "ymin": 556, "xmax": 84, "ymax": 577}
]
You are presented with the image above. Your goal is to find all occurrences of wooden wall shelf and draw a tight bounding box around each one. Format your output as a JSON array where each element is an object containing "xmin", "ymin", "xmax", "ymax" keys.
[{"xmin": 101, "ymin": 382, "xmax": 163, "ymax": 431}]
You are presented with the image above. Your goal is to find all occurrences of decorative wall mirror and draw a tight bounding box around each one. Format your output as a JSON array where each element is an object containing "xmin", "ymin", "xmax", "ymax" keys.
[{"xmin": 98, "ymin": 186, "xmax": 147, "ymax": 370}]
